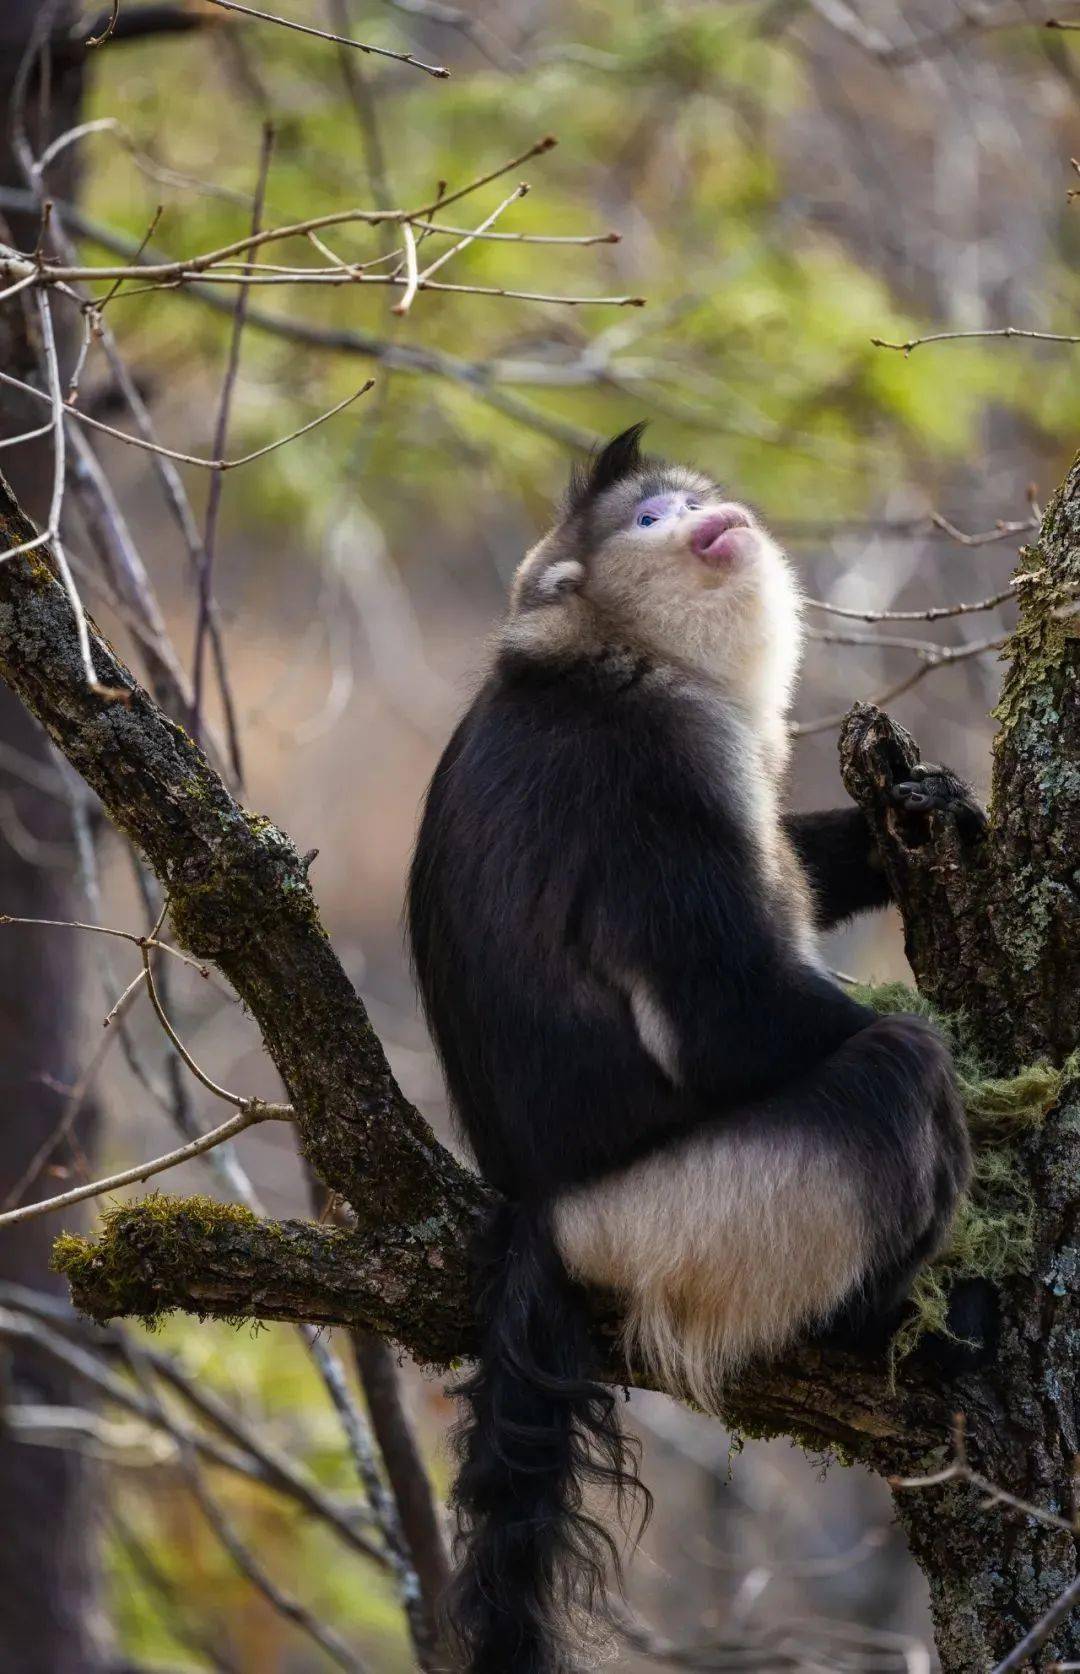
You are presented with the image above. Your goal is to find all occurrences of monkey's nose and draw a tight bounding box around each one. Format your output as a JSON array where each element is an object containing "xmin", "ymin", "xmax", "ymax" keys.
[{"xmin": 689, "ymin": 506, "xmax": 752, "ymax": 559}]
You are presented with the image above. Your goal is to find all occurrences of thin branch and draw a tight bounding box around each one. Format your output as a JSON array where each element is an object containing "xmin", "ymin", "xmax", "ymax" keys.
[
  {"xmin": 931, "ymin": 509, "xmax": 1041, "ymax": 547},
  {"xmin": 411, "ymin": 216, "xmax": 619, "ymax": 244},
  {"xmin": 0, "ymin": 1307, "xmax": 271, "ymax": 1480},
  {"xmin": 200, "ymin": 0, "xmax": 448, "ymax": 77},
  {"xmin": 0, "ymin": 912, "xmax": 209, "ymax": 975},
  {"xmin": 95, "ymin": 267, "xmax": 644, "ymax": 307},
  {"xmin": 32, "ymin": 116, "xmax": 119, "ymax": 178},
  {"xmin": 193, "ymin": 121, "xmax": 274, "ymax": 749},
  {"xmin": 37, "ymin": 291, "xmax": 130, "ymax": 696},
  {"xmin": 0, "ymin": 418, "xmax": 54, "ymax": 449},
  {"xmin": 0, "ymin": 137, "xmax": 565, "ymax": 289},
  {"xmin": 126, "ymin": 1346, "xmax": 369, "ymax": 1673},
  {"xmin": 0, "ymin": 270, "xmax": 40, "ymax": 306},
  {"xmin": 140, "ymin": 947, "xmax": 284, "ymax": 1113},
  {"xmin": 0, "ymin": 996, "xmax": 130, "ymax": 1212},
  {"xmin": 0, "ymin": 1294, "xmax": 388, "ymax": 1567},
  {"xmin": 0, "ymin": 1104, "xmax": 290, "ymax": 1228},
  {"xmin": 804, "ymin": 581, "xmax": 1024, "ymax": 624},
  {"xmin": 792, "ymin": 631, "xmax": 1010, "ymax": 736},
  {"xmin": 891, "ymin": 1422, "xmax": 1080, "ymax": 1539},
  {"xmin": 86, "ymin": 0, "xmax": 120, "ymax": 45},
  {"xmin": 892, "ymin": 1422, "xmax": 1080, "ymax": 1674},
  {"xmin": 0, "ymin": 368, "xmax": 374, "ymax": 471},
  {"xmin": 873, "ymin": 327, "xmax": 1080, "ymax": 354},
  {"xmin": 102, "ymin": 967, "xmax": 147, "ymax": 1029},
  {"xmin": 412, "ymin": 181, "xmax": 528, "ymax": 287}
]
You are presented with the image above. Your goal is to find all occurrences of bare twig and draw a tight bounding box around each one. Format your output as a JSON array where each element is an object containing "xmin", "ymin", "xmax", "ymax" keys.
[
  {"xmin": 391, "ymin": 220, "xmax": 419, "ymax": 315},
  {"xmin": 201, "ymin": 0, "xmax": 448, "ymax": 77},
  {"xmin": 0, "ymin": 368, "xmax": 374, "ymax": 471},
  {"xmin": 0, "ymin": 912, "xmax": 208, "ymax": 975},
  {"xmin": 412, "ymin": 181, "xmax": 528, "ymax": 288},
  {"xmin": 86, "ymin": 0, "xmax": 121, "ymax": 46},
  {"xmin": 126, "ymin": 1346, "xmax": 369, "ymax": 1672},
  {"xmin": 0, "ymin": 294, "xmax": 124, "ymax": 699},
  {"xmin": 0, "ymin": 996, "xmax": 130, "ymax": 1211},
  {"xmin": 872, "ymin": 327, "xmax": 1080, "ymax": 354},
  {"xmin": 792, "ymin": 631, "xmax": 1010, "ymax": 736},
  {"xmin": 193, "ymin": 122, "xmax": 274, "ymax": 748},
  {"xmin": 892, "ymin": 1421, "xmax": 1080, "ymax": 1674},
  {"xmin": 0, "ymin": 1103, "xmax": 290, "ymax": 1228},
  {"xmin": 805, "ymin": 581, "xmax": 1024, "ymax": 625}
]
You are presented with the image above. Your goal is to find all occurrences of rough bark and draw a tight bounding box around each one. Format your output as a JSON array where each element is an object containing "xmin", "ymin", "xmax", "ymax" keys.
[
  {"xmin": 1, "ymin": 446, "xmax": 1078, "ymax": 1668},
  {"xmin": 837, "ymin": 460, "xmax": 1080, "ymax": 1669},
  {"xmin": 0, "ymin": 471, "xmax": 487, "ymax": 1237}
]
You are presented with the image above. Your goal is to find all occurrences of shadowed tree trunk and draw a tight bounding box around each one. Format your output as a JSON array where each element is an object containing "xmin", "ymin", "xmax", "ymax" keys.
[
  {"xmin": 0, "ymin": 6, "xmax": 104, "ymax": 1669},
  {"xmin": 833, "ymin": 460, "xmax": 1080, "ymax": 1668}
]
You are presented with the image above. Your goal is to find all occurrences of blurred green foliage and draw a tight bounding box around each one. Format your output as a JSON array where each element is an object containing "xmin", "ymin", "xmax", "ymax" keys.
[
  {"xmin": 105, "ymin": 1318, "xmax": 423, "ymax": 1670},
  {"xmin": 80, "ymin": 2, "xmax": 1080, "ymax": 565}
]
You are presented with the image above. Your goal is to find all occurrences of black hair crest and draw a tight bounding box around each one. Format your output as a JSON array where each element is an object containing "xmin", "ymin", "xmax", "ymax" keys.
[{"xmin": 566, "ymin": 422, "xmax": 649, "ymax": 516}]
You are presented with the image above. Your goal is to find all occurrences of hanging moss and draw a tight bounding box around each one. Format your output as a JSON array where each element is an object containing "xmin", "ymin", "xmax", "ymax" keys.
[{"xmin": 850, "ymin": 982, "xmax": 1065, "ymax": 1361}]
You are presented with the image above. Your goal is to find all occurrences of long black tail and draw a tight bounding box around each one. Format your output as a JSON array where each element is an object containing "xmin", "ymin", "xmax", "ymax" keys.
[{"xmin": 447, "ymin": 1203, "xmax": 650, "ymax": 1674}]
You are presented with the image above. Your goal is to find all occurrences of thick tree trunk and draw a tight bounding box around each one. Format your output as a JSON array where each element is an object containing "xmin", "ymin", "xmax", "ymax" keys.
[{"xmin": 836, "ymin": 459, "xmax": 1080, "ymax": 1669}]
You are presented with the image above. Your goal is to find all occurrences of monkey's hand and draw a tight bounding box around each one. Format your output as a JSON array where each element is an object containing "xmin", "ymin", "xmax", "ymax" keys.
[{"xmin": 889, "ymin": 763, "xmax": 987, "ymax": 840}]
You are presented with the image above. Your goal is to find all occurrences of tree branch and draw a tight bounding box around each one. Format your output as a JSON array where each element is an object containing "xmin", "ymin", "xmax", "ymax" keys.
[
  {"xmin": 0, "ymin": 465, "xmax": 485, "ymax": 1236},
  {"xmin": 53, "ymin": 1193, "xmax": 957, "ymax": 1468}
]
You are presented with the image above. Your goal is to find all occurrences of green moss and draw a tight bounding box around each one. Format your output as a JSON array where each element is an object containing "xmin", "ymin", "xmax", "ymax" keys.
[
  {"xmin": 852, "ymin": 983, "xmax": 1064, "ymax": 1364},
  {"xmin": 52, "ymin": 1194, "xmax": 262, "ymax": 1329}
]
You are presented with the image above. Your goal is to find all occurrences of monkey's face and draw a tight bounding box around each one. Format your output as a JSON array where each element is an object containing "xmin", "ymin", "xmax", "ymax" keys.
[
  {"xmin": 511, "ymin": 463, "xmax": 801, "ymax": 695},
  {"xmin": 581, "ymin": 470, "xmax": 782, "ymax": 613}
]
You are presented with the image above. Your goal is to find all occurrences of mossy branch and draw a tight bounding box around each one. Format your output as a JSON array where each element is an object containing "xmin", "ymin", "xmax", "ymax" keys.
[
  {"xmin": 52, "ymin": 1191, "xmax": 953, "ymax": 1459},
  {"xmin": 53, "ymin": 1196, "xmax": 480, "ymax": 1366},
  {"xmin": 0, "ymin": 465, "xmax": 486, "ymax": 1234},
  {"xmin": 54, "ymin": 1017, "xmax": 1066, "ymax": 1458}
]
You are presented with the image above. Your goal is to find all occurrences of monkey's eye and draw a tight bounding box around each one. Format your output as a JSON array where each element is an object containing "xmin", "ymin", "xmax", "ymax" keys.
[{"xmin": 637, "ymin": 512, "xmax": 659, "ymax": 527}]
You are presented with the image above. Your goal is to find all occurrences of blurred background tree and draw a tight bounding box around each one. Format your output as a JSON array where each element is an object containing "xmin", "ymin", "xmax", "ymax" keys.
[{"xmin": 1, "ymin": 1, "xmax": 1079, "ymax": 1669}]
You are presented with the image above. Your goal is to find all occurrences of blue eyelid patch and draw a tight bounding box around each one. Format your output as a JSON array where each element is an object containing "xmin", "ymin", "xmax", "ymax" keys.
[{"xmin": 635, "ymin": 493, "xmax": 678, "ymax": 525}]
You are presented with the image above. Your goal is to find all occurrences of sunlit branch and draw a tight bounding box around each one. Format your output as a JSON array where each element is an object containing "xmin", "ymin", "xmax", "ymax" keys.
[
  {"xmin": 391, "ymin": 221, "xmax": 419, "ymax": 315},
  {"xmin": 872, "ymin": 326, "xmax": 1080, "ymax": 354},
  {"xmin": 0, "ymin": 1104, "xmax": 291, "ymax": 1229}
]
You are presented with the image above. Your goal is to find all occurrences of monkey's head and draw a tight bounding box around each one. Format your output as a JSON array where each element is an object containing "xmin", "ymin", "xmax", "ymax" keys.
[{"xmin": 506, "ymin": 424, "xmax": 803, "ymax": 731}]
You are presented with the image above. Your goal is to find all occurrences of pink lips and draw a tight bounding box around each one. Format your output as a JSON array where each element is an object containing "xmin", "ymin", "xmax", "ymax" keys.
[{"xmin": 689, "ymin": 506, "xmax": 754, "ymax": 568}]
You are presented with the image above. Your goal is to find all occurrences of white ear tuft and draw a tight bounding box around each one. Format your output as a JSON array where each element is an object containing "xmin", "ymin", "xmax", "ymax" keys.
[{"xmin": 534, "ymin": 559, "xmax": 585, "ymax": 601}]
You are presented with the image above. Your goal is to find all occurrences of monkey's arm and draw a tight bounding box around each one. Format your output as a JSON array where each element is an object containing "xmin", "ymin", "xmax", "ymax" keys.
[
  {"xmin": 782, "ymin": 807, "xmax": 889, "ymax": 930},
  {"xmin": 785, "ymin": 767, "xmax": 987, "ymax": 932}
]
